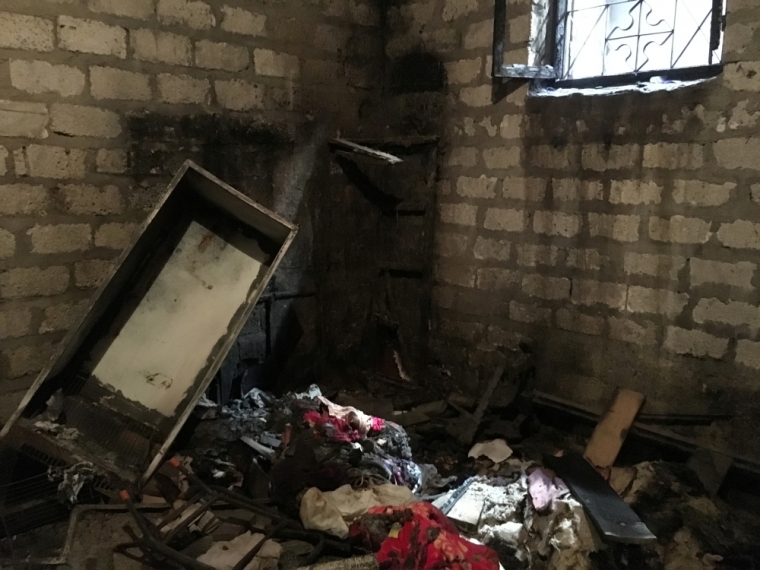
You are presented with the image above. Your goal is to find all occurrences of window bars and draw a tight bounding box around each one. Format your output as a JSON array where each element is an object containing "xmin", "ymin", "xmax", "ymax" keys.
[{"xmin": 493, "ymin": 0, "xmax": 725, "ymax": 87}]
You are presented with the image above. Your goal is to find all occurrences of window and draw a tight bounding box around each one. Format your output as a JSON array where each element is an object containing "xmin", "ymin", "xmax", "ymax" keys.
[{"xmin": 493, "ymin": 0, "xmax": 727, "ymax": 88}]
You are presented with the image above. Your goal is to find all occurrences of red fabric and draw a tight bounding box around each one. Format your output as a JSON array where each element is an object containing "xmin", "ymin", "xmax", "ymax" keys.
[
  {"xmin": 350, "ymin": 503, "xmax": 499, "ymax": 570},
  {"xmin": 303, "ymin": 410, "xmax": 362, "ymax": 442},
  {"xmin": 371, "ymin": 417, "xmax": 386, "ymax": 432}
]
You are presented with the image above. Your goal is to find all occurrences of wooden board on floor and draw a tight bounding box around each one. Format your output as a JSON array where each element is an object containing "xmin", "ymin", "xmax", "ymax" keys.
[
  {"xmin": 584, "ymin": 388, "xmax": 645, "ymax": 469},
  {"xmin": 546, "ymin": 454, "xmax": 656, "ymax": 545}
]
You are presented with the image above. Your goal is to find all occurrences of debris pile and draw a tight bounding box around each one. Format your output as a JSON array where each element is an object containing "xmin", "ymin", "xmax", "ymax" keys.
[{"xmin": 3, "ymin": 380, "xmax": 760, "ymax": 570}]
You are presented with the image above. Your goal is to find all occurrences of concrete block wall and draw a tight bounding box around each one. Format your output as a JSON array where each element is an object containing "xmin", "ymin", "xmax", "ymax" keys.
[
  {"xmin": 386, "ymin": 0, "xmax": 760, "ymax": 457},
  {"xmin": 0, "ymin": 0, "xmax": 383, "ymax": 419}
]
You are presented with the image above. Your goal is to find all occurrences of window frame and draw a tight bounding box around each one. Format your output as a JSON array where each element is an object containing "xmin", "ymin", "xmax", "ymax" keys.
[{"xmin": 493, "ymin": 0, "xmax": 727, "ymax": 89}]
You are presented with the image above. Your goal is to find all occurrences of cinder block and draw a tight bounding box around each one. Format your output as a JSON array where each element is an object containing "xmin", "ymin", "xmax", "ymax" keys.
[
  {"xmin": 448, "ymin": 148, "xmax": 478, "ymax": 167},
  {"xmin": 477, "ymin": 268, "xmax": 520, "ymax": 290},
  {"xmin": 40, "ymin": 300, "xmax": 88, "ymax": 333},
  {"xmin": 736, "ymin": 339, "xmax": 760, "ymax": 369},
  {"xmin": 484, "ymin": 208, "xmax": 526, "ymax": 232},
  {"xmin": 557, "ymin": 309, "xmax": 604, "ymax": 336},
  {"xmin": 533, "ymin": 211, "xmax": 581, "ymax": 238},
  {"xmin": 609, "ymin": 180, "xmax": 662, "ymax": 205},
  {"xmin": 56, "ymin": 184, "xmax": 123, "ymax": 215},
  {"xmin": 566, "ymin": 248, "xmax": 603, "ymax": 271},
  {"xmin": 572, "ymin": 279, "xmax": 627, "ymax": 310},
  {"xmin": 50, "ymin": 104, "xmax": 121, "ymax": 138},
  {"xmin": 500, "ymin": 115, "xmax": 523, "ymax": 139},
  {"xmin": 314, "ymin": 24, "xmax": 351, "ymax": 53},
  {"xmin": 673, "ymin": 180, "xmax": 734, "ymax": 207},
  {"xmin": 440, "ymin": 320, "xmax": 483, "ymax": 342},
  {"xmin": 0, "ymin": 267, "xmax": 69, "ymax": 298},
  {"xmin": 436, "ymin": 233, "xmax": 468, "ymax": 257},
  {"xmin": 445, "ymin": 58, "xmax": 481, "ymax": 84},
  {"xmin": 473, "ymin": 236, "xmax": 510, "ymax": 260},
  {"xmin": 28, "ymin": 224, "xmax": 92, "ymax": 253},
  {"xmin": 664, "ymin": 327, "xmax": 728, "ymax": 359},
  {"xmin": 649, "ymin": 216, "xmax": 711, "ymax": 244},
  {"xmin": 157, "ymin": 74, "xmax": 210, "ymax": 104},
  {"xmin": 439, "ymin": 203, "xmax": 478, "ymax": 226},
  {"xmin": 503, "ymin": 177, "xmax": 545, "ymax": 201},
  {"xmin": 627, "ymin": 286, "xmax": 688, "ymax": 317},
  {"xmin": 643, "ymin": 143, "xmax": 703, "ymax": 169},
  {"xmin": 0, "ymin": 100, "xmax": 48, "ymax": 139},
  {"xmin": 483, "ymin": 147, "xmax": 520, "ymax": 169},
  {"xmin": 221, "ymin": 6, "xmax": 266, "ymax": 36},
  {"xmin": 553, "ymin": 179, "xmax": 603, "ymax": 201},
  {"xmin": 88, "ymin": 0, "xmax": 154, "ymax": 19},
  {"xmin": 0, "ymin": 184, "xmax": 48, "ymax": 215},
  {"xmin": 459, "ymin": 85, "xmax": 491, "ymax": 107},
  {"xmin": 582, "ymin": 144, "xmax": 640, "ymax": 171},
  {"xmin": 4, "ymin": 344, "xmax": 56, "ymax": 379},
  {"xmin": 20, "ymin": 145, "xmax": 87, "ymax": 179},
  {"xmin": 718, "ymin": 220, "xmax": 760, "ymax": 249},
  {"xmin": 74, "ymin": 259, "xmax": 113, "ymax": 288},
  {"xmin": 0, "ymin": 12, "xmax": 54, "ymax": 52},
  {"xmin": 348, "ymin": 0, "xmax": 380, "ymax": 26},
  {"xmin": 58, "ymin": 16, "xmax": 126, "ymax": 58},
  {"xmin": 9, "ymin": 60, "xmax": 85, "ymax": 97},
  {"xmin": 713, "ymin": 138, "xmax": 760, "ymax": 170},
  {"xmin": 588, "ymin": 213, "xmax": 639, "ymax": 242},
  {"xmin": 487, "ymin": 325, "xmax": 523, "ymax": 349},
  {"xmin": 517, "ymin": 244, "xmax": 558, "ymax": 267},
  {"xmin": 522, "ymin": 274, "xmax": 570, "ymax": 300},
  {"xmin": 510, "ymin": 300, "xmax": 551, "ymax": 325},
  {"xmin": 457, "ymin": 176, "xmax": 497, "ymax": 198},
  {"xmin": 723, "ymin": 62, "xmax": 760, "ymax": 91},
  {"xmin": 442, "ymin": 0, "xmax": 478, "ymax": 20},
  {"xmin": 530, "ymin": 145, "xmax": 575, "ymax": 170},
  {"xmin": 690, "ymin": 258, "xmax": 755, "ymax": 289},
  {"xmin": 624, "ymin": 252, "xmax": 686, "ymax": 281},
  {"xmin": 96, "ymin": 149, "xmax": 128, "ymax": 174},
  {"xmin": 91, "ymin": 66, "xmax": 151, "ymax": 101},
  {"xmin": 0, "ymin": 146, "xmax": 6, "ymax": 176},
  {"xmin": 0, "ymin": 308, "xmax": 32, "ymax": 339},
  {"xmin": 0, "ymin": 228, "xmax": 14, "ymax": 259},
  {"xmin": 254, "ymin": 49, "xmax": 299, "ymax": 78},
  {"xmin": 693, "ymin": 298, "xmax": 760, "ymax": 329},
  {"xmin": 196, "ymin": 40, "xmax": 250, "ymax": 71},
  {"xmin": 215, "ymin": 79, "xmax": 264, "ymax": 111},
  {"xmin": 609, "ymin": 317, "xmax": 657, "ymax": 346},
  {"xmin": 157, "ymin": 0, "xmax": 215, "ymax": 29},
  {"xmin": 94, "ymin": 222, "xmax": 138, "ymax": 249},
  {"xmin": 131, "ymin": 29, "xmax": 192, "ymax": 66},
  {"xmin": 463, "ymin": 20, "xmax": 492, "ymax": 49},
  {"xmin": 436, "ymin": 263, "xmax": 475, "ymax": 287}
]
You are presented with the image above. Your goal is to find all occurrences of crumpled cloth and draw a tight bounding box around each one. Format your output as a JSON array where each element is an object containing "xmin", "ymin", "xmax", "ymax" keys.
[
  {"xmin": 300, "ymin": 484, "xmax": 416, "ymax": 538},
  {"xmin": 527, "ymin": 468, "xmax": 568, "ymax": 512},
  {"xmin": 318, "ymin": 396, "xmax": 385, "ymax": 436},
  {"xmin": 350, "ymin": 503, "xmax": 500, "ymax": 570}
]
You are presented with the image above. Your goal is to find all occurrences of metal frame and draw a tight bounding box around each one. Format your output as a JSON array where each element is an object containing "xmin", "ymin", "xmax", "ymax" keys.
[{"xmin": 492, "ymin": 0, "xmax": 725, "ymax": 87}]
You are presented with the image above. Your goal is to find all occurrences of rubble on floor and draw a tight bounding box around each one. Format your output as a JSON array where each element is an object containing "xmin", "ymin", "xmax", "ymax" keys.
[{"xmin": 1, "ymin": 381, "xmax": 760, "ymax": 570}]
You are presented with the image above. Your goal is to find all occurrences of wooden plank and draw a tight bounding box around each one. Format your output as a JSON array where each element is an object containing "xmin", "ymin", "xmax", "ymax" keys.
[
  {"xmin": 330, "ymin": 139, "xmax": 403, "ymax": 164},
  {"xmin": 532, "ymin": 390, "xmax": 760, "ymax": 476},
  {"xmin": 584, "ymin": 388, "xmax": 645, "ymax": 469},
  {"xmin": 546, "ymin": 454, "xmax": 656, "ymax": 545}
]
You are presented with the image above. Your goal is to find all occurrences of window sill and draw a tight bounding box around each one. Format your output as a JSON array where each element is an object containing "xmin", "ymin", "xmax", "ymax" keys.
[{"xmin": 529, "ymin": 75, "xmax": 720, "ymax": 99}]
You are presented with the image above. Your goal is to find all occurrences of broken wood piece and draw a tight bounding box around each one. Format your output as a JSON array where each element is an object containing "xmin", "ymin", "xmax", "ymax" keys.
[
  {"xmin": 330, "ymin": 139, "xmax": 404, "ymax": 164},
  {"xmin": 584, "ymin": 388, "xmax": 645, "ymax": 469},
  {"xmin": 240, "ymin": 437, "xmax": 275, "ymax": 460},
  {"xmin": 393, "ymin": 401, "xmax": 446, "ymax": 426},
  {"xmin": 447, "ymin": 357, "xmax": 507, "ymax": 446},
  {"xmin": 546, "ymin": 454, "xmax": 656, "ymax": 545},
  {"xmin": 446, "ymin": 486, "xmax": 485, "ymax": 533}
]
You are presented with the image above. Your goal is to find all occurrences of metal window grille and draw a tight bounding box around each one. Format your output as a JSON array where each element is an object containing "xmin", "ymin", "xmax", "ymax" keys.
[{"xmin": 555, "ymin": 0, "xmax": 725, "ymax": 85}]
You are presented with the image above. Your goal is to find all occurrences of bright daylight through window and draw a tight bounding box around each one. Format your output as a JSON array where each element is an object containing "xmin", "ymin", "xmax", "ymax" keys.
[{"xmin": 556, "ymin": 0, "xmax": 725, "ymax": 86}]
